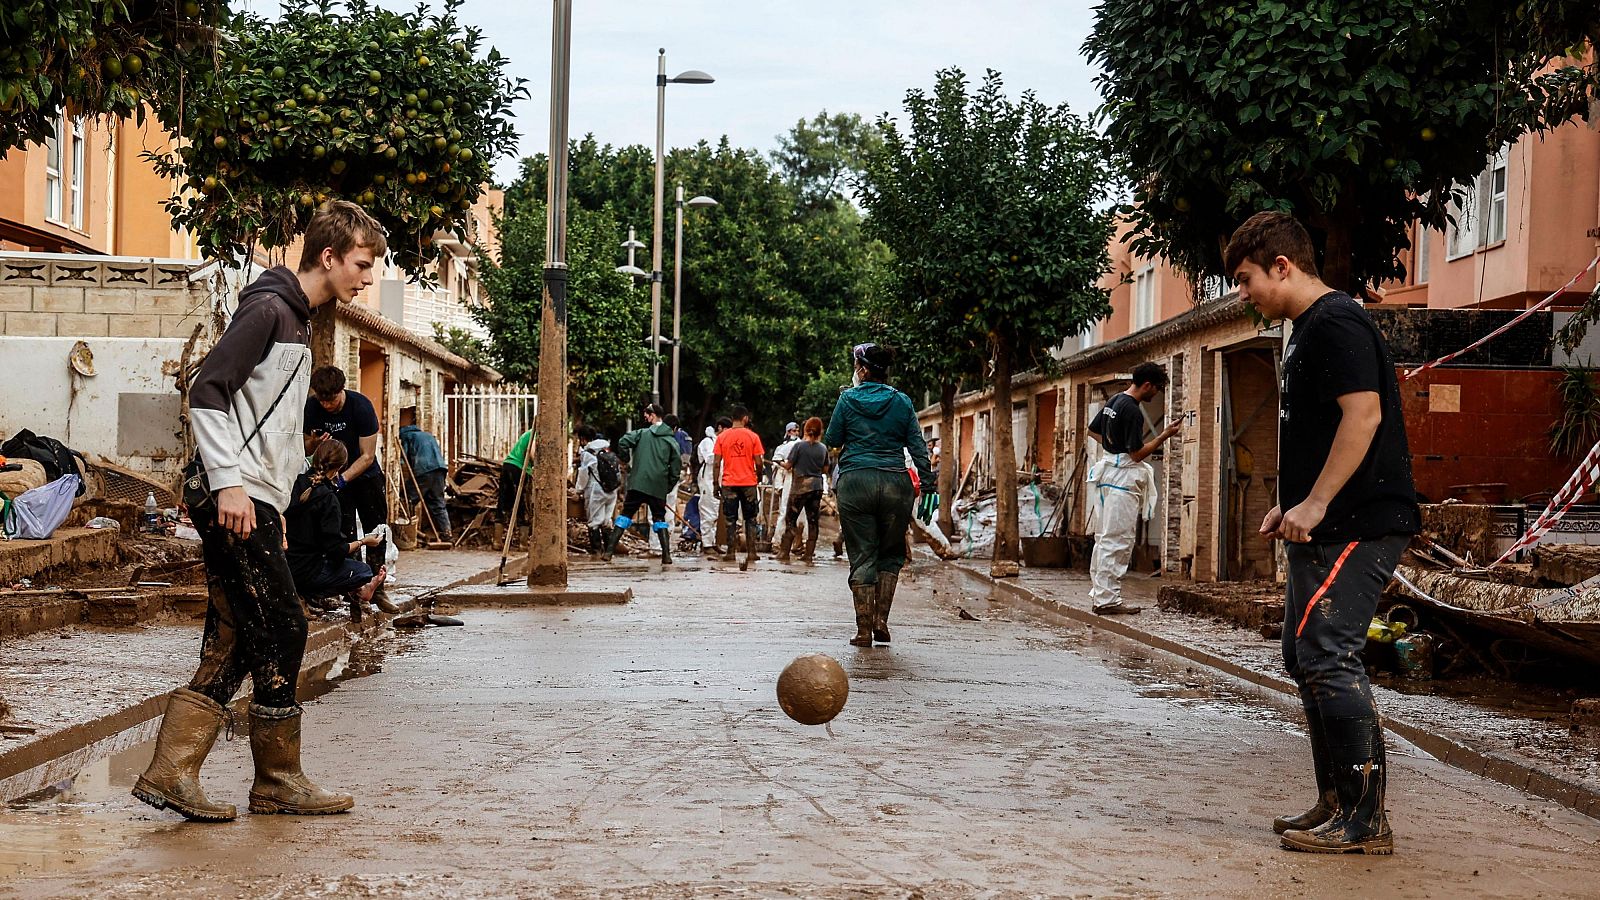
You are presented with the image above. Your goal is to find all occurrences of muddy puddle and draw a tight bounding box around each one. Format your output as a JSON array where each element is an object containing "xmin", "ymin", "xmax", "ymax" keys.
[{"xmin": 0, "ymin": 628, "xmax": 428, "ymax": 879}]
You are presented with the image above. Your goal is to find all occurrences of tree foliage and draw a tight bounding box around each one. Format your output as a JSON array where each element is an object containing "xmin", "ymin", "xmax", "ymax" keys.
[
  {"xmin": 509, "ymin": 130, "xmax": 881, "ymax": 438},
  {"xmin": 860, "ymin": 68, "xmax": 1116, "ymax": 564},
  {"xmin": 772, "ymin": 110, "xmax": 882, "ymax": 212},
  {"xmin": 0, "ymin": 0, "xmax": 225, "ymax": 152},
  {"xmin": 1084, "ymin": 0, "xmax": 1596, "ymax": 292},
  {"xmin": 475, "ymin": 202, "xmax": 652, "ymax": 426},
  {"xmin": 149, "ymin": 0, "xmax": 525, "ymax": 272}
]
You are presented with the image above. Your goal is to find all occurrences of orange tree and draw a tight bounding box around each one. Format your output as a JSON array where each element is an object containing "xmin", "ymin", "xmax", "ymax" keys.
[
  {"xmin": 150, "ymin": 0, "xmax": 524, "ymax": 272},
  {"xmin": 0, "ymin": 0, "xmax": 225, "ymax": 151},
  {"xmin": 1085, "ymin": 0, "xmax": 1595, "ymax": 293}
]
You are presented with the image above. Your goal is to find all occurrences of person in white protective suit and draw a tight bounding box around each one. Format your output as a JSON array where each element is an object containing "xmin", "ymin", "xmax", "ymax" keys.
[
  {"xmin": 1085, "ymin": 361, "xmax": 1183, "ymax": 615},
  {"xmin": 770, "ymin": 421, "xmax": 800, "ymax": 544},
  {"xmin": 574, "ymin": 425, "xmax": 619, "ymax": 554},
  {"xmin": 697, "ymin": 417, "xmax": 731, "ymax": 556}
]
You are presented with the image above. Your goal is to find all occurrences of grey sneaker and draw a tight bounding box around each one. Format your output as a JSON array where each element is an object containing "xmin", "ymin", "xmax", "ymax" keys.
[{"xmin": 1092, "ymin": 602, "xmax": 1143, "ymax": 616}]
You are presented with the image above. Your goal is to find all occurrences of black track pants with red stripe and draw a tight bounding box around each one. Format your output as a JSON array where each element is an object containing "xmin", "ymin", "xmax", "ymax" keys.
[{"xmin": 1281, "ymin": 534, "xmax": 1409, "ymax": 720}]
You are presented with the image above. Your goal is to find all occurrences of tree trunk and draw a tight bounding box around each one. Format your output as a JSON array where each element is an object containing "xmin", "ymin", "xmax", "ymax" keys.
[
  {"xmin": 990, "ymin": 337, "xmax": 1021, "ymax": 568},
  {"xmin": 1322, "ymin": 220, "xmax": 1355, "ymax": 295},
  {"xmin": 310, "ymin": 301, "xmax": 339, "ymax": 372},
  {"xmin": 937, "ymin": 381, "xmax": 957, "ymax": 539}
]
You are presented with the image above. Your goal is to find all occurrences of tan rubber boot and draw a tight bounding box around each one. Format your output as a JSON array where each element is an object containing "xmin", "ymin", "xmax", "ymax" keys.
[
  {"xmin": 873, "ymin": 572, "xmax": 899, "ymax": 643},
  {"xmin": 131, "ymin": 688, "xmax": 237, "ymax": 822},
  {"xmin": 801, "ymin": 528, "xmax": 818, "ymax": 564},
  {"xmin": 776, "ymin": 530, "xmax": 795, "ymax": 563},
  {"xmin": 247, "ymin": 704, "xmax": 355, "ymax": 815},
  {"xmin": 849, "ymin": 582, "xmax": 875, "ymax": 647}
]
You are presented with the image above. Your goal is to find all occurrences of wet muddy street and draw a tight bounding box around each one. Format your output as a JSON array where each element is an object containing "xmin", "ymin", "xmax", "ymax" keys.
[{"xmin": 4, "ymin": 554, "xmax": 1599, "ymax": 898}]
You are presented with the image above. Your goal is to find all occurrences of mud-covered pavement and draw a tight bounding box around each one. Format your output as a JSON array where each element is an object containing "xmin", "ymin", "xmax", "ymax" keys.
[{"xmin": 3, "ymin": 553, "xmax": 1599, "ymax": 898}]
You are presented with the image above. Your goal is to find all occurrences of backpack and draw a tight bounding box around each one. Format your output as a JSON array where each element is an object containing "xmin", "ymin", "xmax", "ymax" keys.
[
  {"xmin": 594, "ymin": 449, "xmax": 622, "ymax": 493},
  {"xmin": 0, "ymin": 430, "xmax": 87, "ymax": 497}
]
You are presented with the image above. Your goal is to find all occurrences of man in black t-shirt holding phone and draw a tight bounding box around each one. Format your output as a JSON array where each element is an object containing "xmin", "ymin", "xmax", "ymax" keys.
[
  {"xmin": 1085, "ymin": 362, "xmax": 1183, "ymax": 616},
  {"xmin": 1226, "ymin": 212, "xmax": 1419, "ymax": 857}
]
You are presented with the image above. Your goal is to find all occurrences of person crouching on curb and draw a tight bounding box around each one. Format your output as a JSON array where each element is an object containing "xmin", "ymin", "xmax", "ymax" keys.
[
  {"xmin": 1228, "ymin": 211, "xmax": 1419, "ymax": 855},
  {"xmin": 1085, "ymin": 362, "xmax": 1183, "ymax": 616},
  {"xmin": 605, "ymin": 404, "xmax": 681, "ymax": 565},
  {"xmin": 132, "ymin": 201, "xmax": 380, "ymax": 821},
  {"xmin": 825, "ymin": 343, "xmax": 932, "ymax": 647},
  {"xmin": 285, "ymin": 441, "xmax": 386, "ymax": 621}
]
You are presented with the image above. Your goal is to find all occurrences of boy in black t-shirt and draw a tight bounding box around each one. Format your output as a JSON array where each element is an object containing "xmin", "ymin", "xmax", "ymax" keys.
[
  {"xmin": 1084, "ymin": 362, "xmax": 1183, "ymax": 615},
  {"xmin": 1226, "ymin": 212, "xmax": 1419, "ymax": 856}
]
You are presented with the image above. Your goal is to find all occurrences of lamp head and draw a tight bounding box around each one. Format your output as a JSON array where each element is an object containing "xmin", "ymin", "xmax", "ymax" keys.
[
  {"xmin": 686, "ymin": 195, "xmax": 719, "ymax": 209},
  {"xmin": 671, "ymin": 69, "xmax": 714, "ymax": 85}
]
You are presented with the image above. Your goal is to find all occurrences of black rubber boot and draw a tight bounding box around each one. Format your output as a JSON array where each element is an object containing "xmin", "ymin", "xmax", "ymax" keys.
[
  {"xmin": 602, "ymin": 523, "xmax": 623, "ymax": 562},
  {"xmin": 1274, "ymin": 707, "xmax": 1338, "ymax": 834},
  {"xmin": 722, "ymin": 527, "xmax": 739, "ymax": 562},
  {"xmin": 657, "ymin": 529, "xmax": 673, "ymax": 565},
  {"xmin": 1281, "ymin": 714, "xmax": 1392, "ymax": 854},
  {"xmin": 848, "ymin": 582, "xmax": 875, "ymax": 647},
  {"xmin": 776, "ymin": 529, "xmax": 795, "ymax": 563},
  {"xmin": 873, "ymin": 572, "xmax": 898, "ymax": 643}
]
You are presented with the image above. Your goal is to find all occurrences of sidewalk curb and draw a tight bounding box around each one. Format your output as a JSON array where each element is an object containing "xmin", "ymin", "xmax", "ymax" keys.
[
  {"xmin": 0, "ymin": 557, "xmax": 514, "ymax": 801},
  {"xmin": 950, "ymin": 559, "xmax": 1600, "ymax": 822}
]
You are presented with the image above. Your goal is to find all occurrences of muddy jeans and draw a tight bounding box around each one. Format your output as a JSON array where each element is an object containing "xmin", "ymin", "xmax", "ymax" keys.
[
  {"xmin": 837, "ymin": 467, "xmax": 914, "ymax": 587},
  {"xmin": 187, "ymin": 498, "xmax": 309, "ymax": 709},
  {"xmin": 784, "ymin": 489, "xmax": 822, "ymax": 540},
  {"xmin": 1281, "ymin": 534, "xmax": 1409, "ymax": 720}
]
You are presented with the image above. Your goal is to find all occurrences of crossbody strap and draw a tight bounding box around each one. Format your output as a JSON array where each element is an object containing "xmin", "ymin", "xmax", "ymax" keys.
[{"xmin": 240, "ymin": 354, "xmax": 306, "ymax": 450}]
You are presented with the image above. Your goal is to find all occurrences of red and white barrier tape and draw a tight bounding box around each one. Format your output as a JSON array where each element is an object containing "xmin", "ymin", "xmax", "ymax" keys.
[
  {"xmin": 1492, "ymin": 436, "xmax": 1600, "ymax": 567},
  {"xmin": 1403, "ymin": 252, "xmax": 1600, "ymax": 383}
]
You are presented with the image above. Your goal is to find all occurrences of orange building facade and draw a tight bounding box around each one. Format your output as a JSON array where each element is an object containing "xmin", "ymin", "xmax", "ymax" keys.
[{"xmin": 0, "ymin": 115, "xmax": 196, "ymax": 259}]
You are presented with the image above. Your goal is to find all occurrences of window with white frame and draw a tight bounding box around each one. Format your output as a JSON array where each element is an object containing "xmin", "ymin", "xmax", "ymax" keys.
[
  {"xmin": 1133, "ymin": 263, "xmax": 1157, "ymax": 331},
  {"xmin": 69, "ymin": 117, "xmax": 85, "ymax": 228},
  {"xmin": 1199, "ymin": 274, "xmax": 1235, "ymax": 301},
  {"xmin": 1446, "ymin": 146, "xmax": 1509, "ymax": 259},
  {"xmin": 1486, "ymin": 151, "xmax": 1508, "ymax": 245},
  {"xmin": 44, "ymin": 117, "xmax": 63, "ymax": 222},
  {"xmin": 1077, "ymin": 319, "xmax": 1100, "ymax": 352}
]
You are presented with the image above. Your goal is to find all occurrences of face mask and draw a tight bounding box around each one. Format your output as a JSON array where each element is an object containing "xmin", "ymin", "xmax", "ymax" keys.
[{"xmin": 852, "ymin": 369, "xmax": 863, "ymax": 387}]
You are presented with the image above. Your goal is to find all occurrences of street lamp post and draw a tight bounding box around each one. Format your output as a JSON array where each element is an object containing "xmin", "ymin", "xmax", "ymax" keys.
[
  {"xmin": 650, "ymin": 48, "xmax": 713, "ymax": 406},
  {"xmin": 616, "ymin": 226, "xmax": 647, "ymax": 278},
  {"xmin": 670, "ymin": 183, "xmax": 718, "ymax": 416}
]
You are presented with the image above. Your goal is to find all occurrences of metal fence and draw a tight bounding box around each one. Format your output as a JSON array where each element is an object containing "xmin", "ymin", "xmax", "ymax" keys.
[{"xmin": 442, "ymin": 384, "xmax": 536, "ymax": 464}]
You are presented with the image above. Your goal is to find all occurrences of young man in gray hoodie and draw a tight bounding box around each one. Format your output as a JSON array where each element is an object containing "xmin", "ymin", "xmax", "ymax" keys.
[{"xmin": 133, "ymin": 202, "xmax": 384, "ymax": 823}]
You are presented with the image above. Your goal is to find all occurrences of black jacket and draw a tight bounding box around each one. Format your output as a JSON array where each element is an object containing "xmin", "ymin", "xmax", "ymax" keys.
[{"xmin": 284, "ymin": 474, "xmax": 347, "ymax": 582}]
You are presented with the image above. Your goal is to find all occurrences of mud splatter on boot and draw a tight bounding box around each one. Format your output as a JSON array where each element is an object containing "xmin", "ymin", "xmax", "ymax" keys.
[
  {"xmin": 849, "ymin": 582, "xmax": 875, "ymax": 647},
  {"xmin": 131, "ymin": 688, "xmax": 236, "ymax": 822}
]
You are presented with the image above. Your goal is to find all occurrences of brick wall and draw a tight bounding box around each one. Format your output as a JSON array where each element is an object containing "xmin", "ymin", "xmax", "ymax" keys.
[{"xmin": 0, "ymin": 254, "xmax": 209, "ymax": 339}]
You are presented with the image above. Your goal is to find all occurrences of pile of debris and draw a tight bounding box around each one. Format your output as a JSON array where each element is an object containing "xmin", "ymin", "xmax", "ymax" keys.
[{"xmin": 442, "ymin": 455, "xmax": 506, "ymax": 549}]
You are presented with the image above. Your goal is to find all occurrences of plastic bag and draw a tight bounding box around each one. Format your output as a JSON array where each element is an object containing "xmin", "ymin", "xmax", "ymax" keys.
[
  {"xmin": 85, "ymin": 516, "xmax": 121, "ymax": 530},
  {"xmin": 3, "ymin": 474, "xmax": 82, "ymax": 540}
]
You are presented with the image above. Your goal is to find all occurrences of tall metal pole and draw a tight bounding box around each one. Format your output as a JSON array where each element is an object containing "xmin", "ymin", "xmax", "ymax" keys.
[
  {"xmin": 527, "ymin": 0, "xmax": 572, "ymax": 587},
  {"xmin": 650, "ymin": 49, "xmax": 667, "ymax": 407},
  {"xmin": 671, "ymin": 183, "xmax": 684, "ymax": 417}
]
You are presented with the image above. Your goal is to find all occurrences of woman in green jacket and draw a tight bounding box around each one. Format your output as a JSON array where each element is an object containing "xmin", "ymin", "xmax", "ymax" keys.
[{"xmin": 824, "ymin": 343, "xmax": 934, "ymax": 646}]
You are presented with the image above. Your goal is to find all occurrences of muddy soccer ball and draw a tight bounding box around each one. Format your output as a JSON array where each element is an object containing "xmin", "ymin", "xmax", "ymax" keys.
[{"xmin": 776, "ymin": 653, "xmax": 849, "ymax": 725}]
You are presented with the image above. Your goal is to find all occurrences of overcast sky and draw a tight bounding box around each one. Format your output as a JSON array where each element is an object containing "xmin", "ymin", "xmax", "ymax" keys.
[{"xmin": 244, "ymin": 1, "xmax": 1107, "ymax": 185}]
